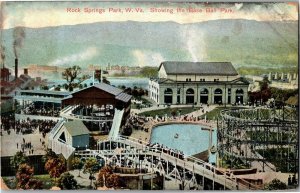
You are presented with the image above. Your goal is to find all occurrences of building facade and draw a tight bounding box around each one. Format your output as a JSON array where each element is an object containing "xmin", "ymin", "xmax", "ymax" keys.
[{"xmin": 149, "ymin": 61, "xmax": 249, "ymax": 105}]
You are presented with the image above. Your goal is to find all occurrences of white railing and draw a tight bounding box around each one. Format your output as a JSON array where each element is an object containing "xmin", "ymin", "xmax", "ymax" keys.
[
  {"xmin": 60, "ymin": 105, "xmax": 114, "ymax": 122},
  {"xmin": 98, "ymin": 137, "xmax": 261, "ymax": 190}
]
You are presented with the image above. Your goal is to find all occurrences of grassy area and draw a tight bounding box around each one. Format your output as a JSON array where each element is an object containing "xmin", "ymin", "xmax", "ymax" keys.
[
  {"xmin": 200, "ymin": 106, "xmax": 247, "ymax": 120},
  {"xmin": 2, "ymin": 174, "xmax": 55, "ymax": 190},
  {"xmin": 131, "ymin": 96, "xmax": 153, "ymax": 109},
  {"xmin": 139, "ymin": 107, "xmax": 200, "ymax": 117}
]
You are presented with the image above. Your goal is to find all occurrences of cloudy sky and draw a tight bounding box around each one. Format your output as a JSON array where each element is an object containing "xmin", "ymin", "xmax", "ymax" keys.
[{"xmin": 1, "ymin": 1, "xmax": 298, "ymax": 29}]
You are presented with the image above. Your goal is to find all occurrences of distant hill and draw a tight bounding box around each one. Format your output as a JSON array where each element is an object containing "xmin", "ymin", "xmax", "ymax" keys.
[{"xmin": 1, "ymin": 19, "xmax": 298, "ymax": 71}]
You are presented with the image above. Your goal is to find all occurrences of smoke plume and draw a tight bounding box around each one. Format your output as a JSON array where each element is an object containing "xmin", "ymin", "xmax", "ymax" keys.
[
  {"xmin": 48, "ymin": 46, "xmax": 98, "ymax": 66},
  {"xmin": 132, "ymin": 50, "xmax": 165, "ymax": 67},
  {"xmin": 181, "ymin": 26, "xmax": 207, "ymax": 62},
  {"xmin": 13, "ymin": 27, "xmax": 26, "ymax": 58},
  {"xmin": 0, "ymin": 45, "xmax": 5, "ymax": 65}
]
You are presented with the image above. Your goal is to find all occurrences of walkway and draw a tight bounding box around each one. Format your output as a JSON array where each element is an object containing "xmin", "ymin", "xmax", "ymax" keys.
[{"xmin": 0, "ymin": 128, "xmax": 48, "ymax": 157}]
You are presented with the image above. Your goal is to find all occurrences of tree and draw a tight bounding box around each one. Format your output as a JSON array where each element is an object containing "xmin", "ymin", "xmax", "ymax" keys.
[
  {"xmin": 83, "ymin": 158, "xmax": 98, "ymax": 188},
  {"xmin": 259, "ymin": 76, "xmax": 270, "ymax": 91},
  {"xmin": 16, "ymin": 163, "xmax": 34, "ymax": 189},
  {"xmin": 95, "ymin": 70, "xmax": 102, "ymax": 82},
  {"xmin": 140, "ymin": 66, "xmax": 157, "ymax": 78},
  {"xmin": 264, "ymin": 178, "xmax": 287, "ymax": 190},
  {"xmin": 45, "ymin": 157, "xmax": 66, "ymax": 183},
  {"xmin": 62, "ymin": 65, "xmax": 81, "ymax": 91},
  {"xmin": 171, "ymin": 109, "xmax": 177, "ymax": 117},
  {"xmin": 41, "ymin": 85, "xmax": 49, "ymax": 90},
  {"xmin": 72, "ymin": 157, "xmax": 84, "ymax": 177},
  {"xmin": 97, "ymin": 166, "xmax": 122, "ymax": 188},
  {"xmin": 132, "ymin": 89, "xmax": 139, "ymax": 99},
  {"xmin": 10, "ymin": 151, "xmax": 29, "ymax": 172},
  {"xmin": 42, "ymin": 148, "xmax": 58, "ymax": 163},
  {"xmin": 16, "ymin": 163, "xmax": 43, "ymax": 190},
  {"xmin": 57, "ymin": 172, "xmax": 77, "ymax": 190}
]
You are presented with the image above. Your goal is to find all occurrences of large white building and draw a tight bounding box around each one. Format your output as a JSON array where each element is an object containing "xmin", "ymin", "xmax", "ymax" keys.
[{"xmin": 149, "ymin": 61, "xmax": 249, "ymax": 105}]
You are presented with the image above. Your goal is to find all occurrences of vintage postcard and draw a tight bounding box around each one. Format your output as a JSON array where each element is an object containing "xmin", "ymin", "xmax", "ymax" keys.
[{"xmin": 0, "ymin": 0, "xmax": 298, "ymax": 191}]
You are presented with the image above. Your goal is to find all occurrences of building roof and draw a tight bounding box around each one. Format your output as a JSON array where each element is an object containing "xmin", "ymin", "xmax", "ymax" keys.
[
  {"xmin": 159, "ymin": 61, "xmax": 238, "ymax": 76},
  {"xmin": 19, "ymin": 89, "xmax": 70, "ymax": 96},
  {"xmin": 94, "ymin": 82, "xmax": 123, "ymax": 96},
  {"xmin": 115, "ymin": 92, "xmax": 132, "ymax": 103},
  {"xmin": 64, "ymin": 120, "xmax": 90, "ymax": 137},
  {"xmin": 67, "ymin": 83, "xmax": 132, "ymax": 103}
]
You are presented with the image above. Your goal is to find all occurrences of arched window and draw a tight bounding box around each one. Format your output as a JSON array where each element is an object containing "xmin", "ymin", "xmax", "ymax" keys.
[
  {"xmin": 235, "ymin": 89, "xmax": 244, "ymax": 105},
  {"xmin": 214, "ymin": 88, "xmax": 223, "ymax": 94},
  {"xmin": 164, "ymin": 88, "xmax": 173, "ymax": 95},
  {"xmin": 200, "ymin": 88, "xmax": 209, "ymax": 104},
  {"xmin": 164, "ymin": 88, "xmax": 173, "ymax": 104},
  {"xmin": 186, "ymin": 88, "xmax": 195, "ymax": 104},
  {"xmin": 200, "ymin": 88, "xmax": 209, "ymax": 95},
  {"xmin": 214, "ymin": 88, "xmax": 223, "ymax": 104},
  {"xmin": 236, "ymin": 89, "xmax": 244, "ymax": 95},
  {"xmin": 186, "ymin": 88, "xmax": 194, "ymax": 95}
]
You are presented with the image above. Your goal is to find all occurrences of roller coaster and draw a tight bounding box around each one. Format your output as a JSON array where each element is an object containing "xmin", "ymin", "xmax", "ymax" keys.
[{"xmin": 217, "ymin": 106, "xmax": 298, "ymax": 173}]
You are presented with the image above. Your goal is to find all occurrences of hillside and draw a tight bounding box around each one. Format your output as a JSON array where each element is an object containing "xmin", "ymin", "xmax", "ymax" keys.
[{"xmin": 1, "ymin": 19, "xmax": 298, "ymax": 71}]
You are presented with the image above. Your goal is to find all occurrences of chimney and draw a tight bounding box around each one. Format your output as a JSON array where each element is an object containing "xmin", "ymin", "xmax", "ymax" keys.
[
  {"xmin": 24, "ymin": 68, "xmax": 28, "ymax": 75},
  {"xmin": 15, "ymin": 58, "xmax": 18, "ymax": 80}
]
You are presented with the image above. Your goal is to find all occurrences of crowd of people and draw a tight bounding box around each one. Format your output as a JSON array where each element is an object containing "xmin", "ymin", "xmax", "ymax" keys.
[
  {"xmin": 15, "ymin": 119, "xmax": 58, "ymax": 136},
  {"xmin": 1, "ymin": 114, "xmax": 58, "ymax": 136},
  {"xmin": 127, "ymin": 115, "xmax": 149, "ymax": 132},
  {"xmin": 21, "ymin": 103, "xmax": 60, "ymax": 117},
  {"xmin": 1, "ymin": 114, "xmax": 15, "ymax": 132},
  {"xmin": 149, "ymin": 142, "xmax": 185, "ymax": 160}
]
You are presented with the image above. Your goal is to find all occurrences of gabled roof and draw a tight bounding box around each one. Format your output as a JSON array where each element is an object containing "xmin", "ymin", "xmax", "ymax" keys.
[
  {"xmin": 159, "ymin": 61, "xmax": 238, "ymax": 76},
  {"xmin": 64, "ymin": 120, "xmax": 90, "ymax": 137},
  {"xmin": 229, "ymin": 77, "xmax": 250, "ymax": 84},
  {"xmin": 66, "ymin": 83, "xmax": 132, "ymax": 103},
  {"xmin": 115, "ymin": 92, "xmax": 132, "ymax": 103},
  {"xmin": 94, "ymin": 82, "xmax": 123, "ymax": 96}
]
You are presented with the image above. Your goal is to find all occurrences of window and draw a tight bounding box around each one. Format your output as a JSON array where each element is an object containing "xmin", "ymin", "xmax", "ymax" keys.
[
  {"xmin": 228, "ymin": 88, "xmax": 231, "ymax": 94},
  {"xmin": 214, "ymin": 79, "xmax": 219, "ymax": 82},
  {"xmin": 200, "ymin": 79, "xmax": 206, "ymax": 82}
]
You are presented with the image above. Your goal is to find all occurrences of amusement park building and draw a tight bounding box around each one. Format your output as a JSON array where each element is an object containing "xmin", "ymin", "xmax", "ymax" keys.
[{"xmin": 149, "ymin": 61, "xmax": 250, "ymax": 105}]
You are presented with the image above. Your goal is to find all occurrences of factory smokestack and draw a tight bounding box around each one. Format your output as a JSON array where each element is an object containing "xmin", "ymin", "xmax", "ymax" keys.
[
  {"xmin": 24, "ymin": 68, "xmax": 28, "ymax": 75},
  {"xmin": 15, "ymin": 58, "xmax": 18, "ymax": 79}
]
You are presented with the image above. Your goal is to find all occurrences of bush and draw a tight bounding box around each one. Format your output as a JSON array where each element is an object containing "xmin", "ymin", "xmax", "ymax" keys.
[
  {"xmin": 264, "ymin": 179, "xmax": 287, "ymax": 190},
  {"xmin": 57, "ymin": 172, "xmax": 77, "ymax": 190}
]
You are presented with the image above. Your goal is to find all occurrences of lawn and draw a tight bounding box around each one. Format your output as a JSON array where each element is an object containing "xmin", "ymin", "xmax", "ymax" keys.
[
  {"xmin": 131, "ymin": 96, "xmax": 153, "ymax": 109},
  {"xmin": 2, "ymin": 174, "xmax": 55, "ymax": 190},
  {"xmin": 199, "ymin": 106, "xmax": 247, "ymax": 120},
  {"xmin": 139, "ymin": 107, "xmax": 200, "ymax": 117}
]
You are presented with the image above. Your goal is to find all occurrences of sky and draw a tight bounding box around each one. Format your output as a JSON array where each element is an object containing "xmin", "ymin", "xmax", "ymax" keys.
[{"xmin": 1, "ymin": 1, "xmax": 298, "ymax": 29}]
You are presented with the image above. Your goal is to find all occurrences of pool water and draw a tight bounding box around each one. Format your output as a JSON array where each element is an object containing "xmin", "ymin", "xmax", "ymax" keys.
[{"xmin": 150, "ymin": 124, "xmax": 217, "ymax": 157}]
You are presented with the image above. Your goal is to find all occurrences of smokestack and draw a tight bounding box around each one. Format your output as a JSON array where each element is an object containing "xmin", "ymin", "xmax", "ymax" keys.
[
  {"xmin": 15, "ymin": 58, "xmax": 18, "ymax": 79},
  {"xmin": 23, "ymin": 68, "xmax": 28, "ymax": 75}
]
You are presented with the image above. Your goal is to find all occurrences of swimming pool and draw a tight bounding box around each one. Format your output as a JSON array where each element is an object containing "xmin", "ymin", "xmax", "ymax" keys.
[{"xmin": 150, "ymin": 124, "xmax": 217, "ymax": 158}]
